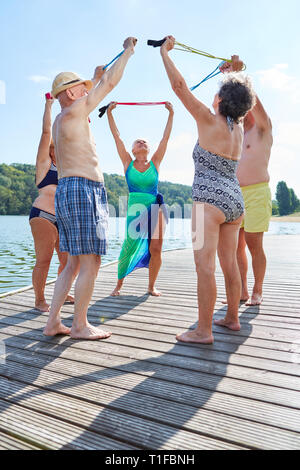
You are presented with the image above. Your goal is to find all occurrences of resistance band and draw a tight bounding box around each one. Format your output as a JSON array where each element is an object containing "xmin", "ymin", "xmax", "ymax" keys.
[
  {"xmin": 99, "ymin": 101, "xmax": 167, "ymax": 118},
  {"xmin": 103, "ymin": 50, "xmax": 125, "ymax": 70},
  {"xmin": 147, "ymin": 38, "xmax": 246, "ymax": 90},
  {"xmin": 148, "ymin": 38, "xmax": 232, "ymax": 63}
]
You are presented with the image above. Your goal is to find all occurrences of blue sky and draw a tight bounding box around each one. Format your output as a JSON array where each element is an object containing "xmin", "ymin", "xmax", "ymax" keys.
[{"xmin": 1, "ymin": 0, "xmax": 300, "ymax": 197}]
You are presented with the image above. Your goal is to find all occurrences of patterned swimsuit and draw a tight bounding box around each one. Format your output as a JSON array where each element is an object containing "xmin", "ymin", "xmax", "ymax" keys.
[{"xmin": 192, "ymin": 142, "xmax": 244, "ymax": 222}]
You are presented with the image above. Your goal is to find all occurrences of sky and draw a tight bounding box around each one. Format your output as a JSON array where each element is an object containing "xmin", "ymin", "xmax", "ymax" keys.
[{"xmin": 1, "ymin": 0, "xmax": 300, "ymax": 198}]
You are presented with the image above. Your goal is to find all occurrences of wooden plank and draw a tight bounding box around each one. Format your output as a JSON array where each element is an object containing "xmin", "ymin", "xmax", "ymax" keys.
[
  {"xmin": 0, "ymin": 376, "xmax": 244, "ymax": 450},
  {"xmin": 1, "ymin": 365, "xmax": 299, "ymax": 449},
  {"xmin": 0, "ymin": 316, "xmax": 299, "ymax": 379},
  {"xmin": 1, "ymin": 325, "xmax": 300, "ymax": 394},
  {"xmin": 0, "ymin": 243, "xmax": 299, "ymax": 450},
  {"xmin": 0, "ymin": 431, "xmax": 41, "ymax": 450},
  {"xmin": 0, "ymin": 304, "xmax": 298, "ymax": 362},
  {"xmin": 0, "ymin": 398, "xmax": 136, "ymax": 450},
  {"xmin": 2, "ymin": 298, "xmax": 300, "ymax": 351},
  {"xmin": 2, "ymin": 338, "xmax": 300, "ymax": 409},
  {"xmin": 2, "ymin": 348, "xmax": 300, "ymax": 434}
]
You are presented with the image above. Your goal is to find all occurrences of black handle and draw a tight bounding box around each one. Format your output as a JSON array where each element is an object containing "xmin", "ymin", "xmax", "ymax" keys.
[
  {"xmin": 147, "ymin": 38, "xmax": 166, "ymax": 48},
  {"xmin": 98, "ymin": 105, "xmax": 109, "ymax": 118}
]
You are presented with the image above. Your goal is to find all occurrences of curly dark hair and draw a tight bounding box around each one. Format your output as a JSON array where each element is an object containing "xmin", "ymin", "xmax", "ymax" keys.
[{"xmin": 218, "ymin": 73, "xmax": 256, "ymax": 123}]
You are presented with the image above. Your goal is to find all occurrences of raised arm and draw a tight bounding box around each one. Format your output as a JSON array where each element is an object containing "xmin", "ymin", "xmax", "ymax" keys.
[
  {"xmin": 36, "ymin": 96, "xmax": 53, "ymax": 166},
  {"xmin": 83, "ymin": 37, "xmax": 137, "ymax": 115},
  {"xmin": 251, "ymin": 95, "xmax": 272, "ymax": 132},
  {"xmin": 91, "ymin": 65, "xmax": 105, "ymax": 88},
  {"xmin": 107, "ymin": 102, "xmax": 132, "ymax": 172},
  {"xmin": 160, "ymin": 36, "xmax": 212, "ymax": 123},
  {"xmin": 151, "ymin": 102, "xmax": 174, "ymax": 170}
]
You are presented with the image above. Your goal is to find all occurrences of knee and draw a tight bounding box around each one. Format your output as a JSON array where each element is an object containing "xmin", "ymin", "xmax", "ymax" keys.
[
  {"xmin": 64, "ymin": 260, "xmax": 79, "ymax": 278},
  {"xmin": 150, "ymin": 243, "xmax": 162, "ymax": 258},
  {"xmin": 35, "ymin": 258, "xmax": 51, "ymax": 270},
  {"xmin": 195, "ymin": 258, "xmax": 215, "ymax": 277},
  {"xmin": 246, "ymin": 239, "xmax": 264, "ymax": 255},
  {"xmin": 222, "ymin": 258, "xmax": 239, "ymax": 279}
]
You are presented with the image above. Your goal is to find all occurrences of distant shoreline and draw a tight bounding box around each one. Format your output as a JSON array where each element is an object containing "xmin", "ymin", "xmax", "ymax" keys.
[{"xmin": 271, "ymin": 213, "xmax": 300, "ymax": 223}]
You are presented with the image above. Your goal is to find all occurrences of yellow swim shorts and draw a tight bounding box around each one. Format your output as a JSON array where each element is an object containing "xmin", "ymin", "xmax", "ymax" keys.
[{"xmin": 240, "ymin": 182, "xmax": 272, "ymax": 233}]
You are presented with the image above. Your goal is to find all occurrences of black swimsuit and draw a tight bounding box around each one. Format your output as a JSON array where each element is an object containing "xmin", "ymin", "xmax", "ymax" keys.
[{"xmin": 29, "ymin": 162, "xmax": 59, "ymax": 229}]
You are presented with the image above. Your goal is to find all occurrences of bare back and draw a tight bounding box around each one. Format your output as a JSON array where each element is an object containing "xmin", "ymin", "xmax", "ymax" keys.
[
  {"xmin": 197, "ymin": 114, "xmax": 244, "ymax": 161},
  {"xmin": 237, "ymin": 122, "xmax": 273, "ymax": 187},
  {"xmin": 53, "ymin": 106, "xmax": 103, "ymax": 182}
]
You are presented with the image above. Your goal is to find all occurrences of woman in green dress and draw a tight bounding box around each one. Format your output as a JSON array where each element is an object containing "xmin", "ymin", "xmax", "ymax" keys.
[{"xmin": 107, "ymin": 101, "xmax": 174, "ymax": 296}]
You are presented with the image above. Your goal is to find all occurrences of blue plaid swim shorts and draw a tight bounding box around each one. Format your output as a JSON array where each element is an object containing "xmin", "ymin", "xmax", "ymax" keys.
[{"xmin": 55, "ymin": 177, "xmax": 109, "ymax": 256}]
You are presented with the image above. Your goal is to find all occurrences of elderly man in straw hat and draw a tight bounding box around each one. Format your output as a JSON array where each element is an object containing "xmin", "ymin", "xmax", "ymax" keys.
[{"xmin": 44, "ymin": 37, "xmax": 137, "ymax": 340}]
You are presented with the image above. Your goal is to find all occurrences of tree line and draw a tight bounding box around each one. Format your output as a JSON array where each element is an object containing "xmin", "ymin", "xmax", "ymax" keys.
[
  {"xmin": 0, "ymin": 164, "xmax": 298, "ymax": 218},
  {"xmin": 0, "ymin": 164, "xmax": 193, "ymax": 216}
]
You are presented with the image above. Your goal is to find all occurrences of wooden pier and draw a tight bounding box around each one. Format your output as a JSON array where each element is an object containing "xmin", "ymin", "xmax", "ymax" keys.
[{"xmin": 0, "ymin": 234, "xmax": 299, "ymax": 450}]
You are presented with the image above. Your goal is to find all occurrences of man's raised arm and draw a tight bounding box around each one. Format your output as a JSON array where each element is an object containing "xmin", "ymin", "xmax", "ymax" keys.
[
  {"xmin": 251, "ymin": 95, "xmax": 272, "ymax": 132},
  {"xmin": 85, "ymin": 37, "xmax": 137, "ymax": 115}
]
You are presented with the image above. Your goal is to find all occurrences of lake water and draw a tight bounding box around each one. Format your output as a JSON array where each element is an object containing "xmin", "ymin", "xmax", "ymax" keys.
[{"xmin": 1, "ymin": 215, "xmax": 300, "ymax": 295}]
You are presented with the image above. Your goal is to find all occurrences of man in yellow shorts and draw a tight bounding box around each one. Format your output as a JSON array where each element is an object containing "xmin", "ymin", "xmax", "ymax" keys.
[{"xmin": 236, "ymin": 96, "xmax": 273, "ymax": 305}]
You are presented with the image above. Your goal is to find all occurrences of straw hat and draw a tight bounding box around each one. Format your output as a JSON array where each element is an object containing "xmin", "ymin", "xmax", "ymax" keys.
[{"xmin": 51, "ymin": 72, "xmax": 93, "ymax": 99}]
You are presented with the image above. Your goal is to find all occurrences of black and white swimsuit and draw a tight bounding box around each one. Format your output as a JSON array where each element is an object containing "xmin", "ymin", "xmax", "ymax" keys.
[{"xmin": 192, "ymin": 142, "xmax": 244, "ymax": 222}]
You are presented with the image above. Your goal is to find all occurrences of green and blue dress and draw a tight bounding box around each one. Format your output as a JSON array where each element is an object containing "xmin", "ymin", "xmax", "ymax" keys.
[{"xmin": 118, "ymin": 160, "xmax": 168, "ymax": 280}]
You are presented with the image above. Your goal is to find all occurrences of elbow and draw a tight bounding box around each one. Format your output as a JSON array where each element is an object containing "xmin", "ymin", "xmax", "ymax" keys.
[{"xmin": 101, "ymin": 75, "xmax": 115, "ymax": 92}]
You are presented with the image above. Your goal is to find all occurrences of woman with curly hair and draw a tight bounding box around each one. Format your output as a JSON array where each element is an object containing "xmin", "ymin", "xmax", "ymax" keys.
[{"xmin": 160, "ymin": 36, "xmax": 255, "ymax": 344}]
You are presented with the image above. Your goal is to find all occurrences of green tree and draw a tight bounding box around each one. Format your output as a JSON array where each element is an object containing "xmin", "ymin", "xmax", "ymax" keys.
[
  {"xmin": 276, "ymin": 181, "xmax": 291, "ymax": 215},
  {"xmin": 289, "ymin": 188, "xmax": 300, "ymax": 213},
  {"xmin": 272, "ymin": 200, "xmax": 279, "ymax": 216}
]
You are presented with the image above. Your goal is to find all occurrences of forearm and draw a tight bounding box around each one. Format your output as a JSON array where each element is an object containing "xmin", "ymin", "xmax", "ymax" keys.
[
  {"xmin": 42, "ymin": 103, "xmax": 52, "ymax": 134},
  {"xmin": 161, "ymin": 50, "xmax": 187, "ymax": 93},
  {"xmin": 162, "ymin": 112, "xmax": 174, "ymax": 142},
  {"xmin": 107, "ymin": 111, "xmax": 121, "ymax": 141},
  {"xmin": 86, "ymin": 47, "xmax": 134, "ymax": 111}
]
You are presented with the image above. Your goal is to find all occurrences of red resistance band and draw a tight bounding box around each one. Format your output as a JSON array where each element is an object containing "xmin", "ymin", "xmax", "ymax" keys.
[{"xmin": 99, "ymin": 102, "xmax": 167, "ymax": 118}]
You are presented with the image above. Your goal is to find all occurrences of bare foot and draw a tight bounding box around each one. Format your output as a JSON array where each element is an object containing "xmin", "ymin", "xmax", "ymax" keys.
[
  {"xmin": 148, "ymin": 288, "xmax": 161, "ymax": 297},
  {"xmin": 43, "ymin": 322, "xmax": 71, "ymax": 336},
  {"xmin": 221, "ymin": 297, "xmax": 249, "ymax": 305},
  {"xmin": 35, "ymin": 301, "xmax": 50, "ymax": 312},
  {"xmin": 246, "ymin": 294, "xmax": 263, "ymax": 306},
  {"xmin": 214, "ymin": 318, "xmax": 241, "ymax": 331},
  {"xmin": 176, "ymin": 330, "xmax": 214, "ymax": 344},
  {"xmin": 111, "ymin": 287, "xmax": 121, "ymax": 296},
  {"xmin": 65, "ymin": 295, "xmax": 75, "ymax": 304},
  {"xmin": 71, "ymin": 323, "xmax": 112, "ymax": 341}
]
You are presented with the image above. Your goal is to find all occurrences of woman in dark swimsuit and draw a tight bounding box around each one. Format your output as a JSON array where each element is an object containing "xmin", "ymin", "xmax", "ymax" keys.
[
  {"xmin": 29, "ymin": 95, "xmax": 74, "ymax": 312},
  {"xmin": 160, "ymin": 37, "xmax": 255, "ymax": 344}
]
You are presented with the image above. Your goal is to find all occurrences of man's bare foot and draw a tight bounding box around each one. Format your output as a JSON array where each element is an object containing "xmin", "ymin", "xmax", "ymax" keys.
[
  {"xmin": 176, "ymin": 330, "xmax": 214, "ymax": 344},
  {"xmin": 214, "ymin": 318, "xmax": 241, "ymax": 331},
  {"xmin": 148, "ymin": 288, "xmax": 161, "ymax": 297},
  {"xmin": 65, "ymin": 295, "xmax": 75, "ymax": 304},
  {"xmin": 71, "ymin": 323, "xmax": 112, "ymax": 340},
  {"xmin": 246, "ymin": 293, "xmax": 263, "ymax": 306},
  {"xmin": 43, "ymin": 322, "xmax": 71, "ymax": 336},
  {"xmin": 35, "ymin": 301, "xmax": 50, "ymax": 312},
  {"xmin": 111, "ymin": 287, "xmax": 121, "ymax": 296}
]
